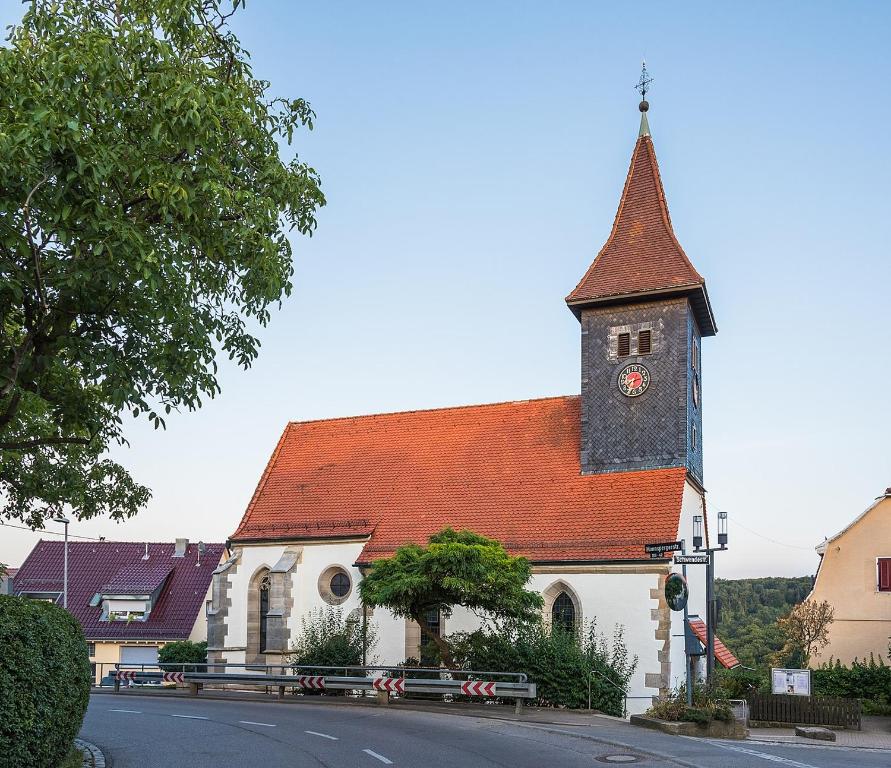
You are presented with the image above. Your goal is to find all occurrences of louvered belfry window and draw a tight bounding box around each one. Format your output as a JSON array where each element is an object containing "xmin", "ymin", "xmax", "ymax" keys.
[
  {"xmin": 617, "ymin": 333, "xmax": 631, "ymax": 357},
  {"xmin": 638, "ymin": 329, "xmax": 652, "ymax": 355}
]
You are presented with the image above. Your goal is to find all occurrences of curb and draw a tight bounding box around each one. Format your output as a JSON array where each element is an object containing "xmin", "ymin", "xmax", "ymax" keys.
[{"xmin": 74, "ymin": 738, "xmax": 107, "ymax": 768}]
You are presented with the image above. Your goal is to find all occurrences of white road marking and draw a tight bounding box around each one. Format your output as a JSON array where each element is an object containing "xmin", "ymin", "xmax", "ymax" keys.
[
  {"xmin": 241, "ymin": 721, "xmax": 277, "ymax": 727},
  {"xmin": 170, "ymin": 714, "xmax": 209, "ymax": 720},
  {"xmin": 706, "ymin": 741, "xmax": 823, "ymax": 767},
  {"xmin": 108, "ymin": 709, "xmax": 142, "ymax": 714},
  {"xmin": 363, "ymin": 748, "xmax": 393, "ymax": 764},
  {"xmin": 305, "ymin": 730, "xmax": 338, "ymax": 740}
]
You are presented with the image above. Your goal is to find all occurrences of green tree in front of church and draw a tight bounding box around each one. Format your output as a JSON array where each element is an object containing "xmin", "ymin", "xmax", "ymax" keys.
[{"xmin": 359, "ymin": 527, "xmax": 543, "ymax": 670}]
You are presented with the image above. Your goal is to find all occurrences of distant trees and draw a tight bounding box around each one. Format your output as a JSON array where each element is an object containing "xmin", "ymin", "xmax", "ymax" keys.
[{"xmin": 715, "ymin": 576, "xmax": 813, "ymax": 670}]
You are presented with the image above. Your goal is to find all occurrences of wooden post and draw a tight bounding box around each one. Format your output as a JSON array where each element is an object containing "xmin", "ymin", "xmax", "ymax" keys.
[
  {"xmin": 189, "ymin": 682, "xmax": 200, "ymax": 697},
  {"xmin": 376, "ymin": 690, "xmax": 390, "ymax": 705},
  {"xmin": 278, "ymin": 685, "xmax": 285, "ymax": 699},
  {"xmin": 514, "ymin": 697, "xmax": 522, "ymax": 716}
]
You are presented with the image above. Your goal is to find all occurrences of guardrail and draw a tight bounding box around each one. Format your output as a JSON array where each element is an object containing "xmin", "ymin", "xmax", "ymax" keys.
[{"xmin": 112, "ymin": 664, "xmax": 536, "ymax": 714}]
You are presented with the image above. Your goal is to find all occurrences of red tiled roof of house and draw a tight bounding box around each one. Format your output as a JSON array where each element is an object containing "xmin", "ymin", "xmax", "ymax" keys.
[
  {"xmin": 688, "ymin": 617, "xmax": 740, "ymax": 669},
  {"xmin": 566, "ymin": 132, "xmax": 716, "ymax": 336},
  {"xmin": 13, "ymin": 541, "xmax": 225, "ymax": 640},
  {"xmin": 230, "ymin": 396, "xmax": 689, "ymax": 564}
]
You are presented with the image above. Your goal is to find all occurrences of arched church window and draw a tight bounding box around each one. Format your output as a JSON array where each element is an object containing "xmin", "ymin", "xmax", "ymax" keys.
[
  {"xmin": 259, "ymin": 574, "xmax": 271, "ymax": 652},
  {"xmin": 551, "ymin": 591, "xmax": 576, "ymax": 634}
]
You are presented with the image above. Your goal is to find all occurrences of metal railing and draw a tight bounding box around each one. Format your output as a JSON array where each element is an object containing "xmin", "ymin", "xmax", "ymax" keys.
[{"xmin": 110, "ymin": 662, "xmax": 536, "ymax": 713}]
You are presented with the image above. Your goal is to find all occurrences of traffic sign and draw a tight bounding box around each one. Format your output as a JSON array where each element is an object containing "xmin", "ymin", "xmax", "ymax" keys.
[
  {"xmin": 674, "ymin": 554, "xmax": 709, "ymax": 565},
  {"xmin": 372, "ymin": 677, "xmax": 405, "ymax": 694},
  {"xmin": 461, "ymin": 680, "xmax": 497, "ymax": 697},
  {"xmin": 645, "ymin": 541, "xmax": 683, "ymax": 555}
]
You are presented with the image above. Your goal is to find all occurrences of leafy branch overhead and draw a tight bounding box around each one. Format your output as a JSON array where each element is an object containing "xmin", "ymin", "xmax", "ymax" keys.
[{"xmin": 0, "ymin": 0, "xmax": 324, "ymax": 527}]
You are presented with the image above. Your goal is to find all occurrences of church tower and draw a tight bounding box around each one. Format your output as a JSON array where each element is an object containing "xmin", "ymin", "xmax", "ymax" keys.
[{"xmin": 566, "ymin": 86, "xmax": 716, "ymax": 485}]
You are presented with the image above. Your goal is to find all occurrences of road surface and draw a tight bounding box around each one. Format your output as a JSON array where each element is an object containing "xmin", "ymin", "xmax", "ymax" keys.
[{"xmin": 80, "ymin": 694, "xmax": 890, "ymax": 767}]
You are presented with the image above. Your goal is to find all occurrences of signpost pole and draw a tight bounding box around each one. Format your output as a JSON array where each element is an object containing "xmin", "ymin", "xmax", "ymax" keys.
[
  {"xmin": 706, "ymin": 549, "xmax": 715, "ymax": 686},
  {"xmin": 681, "ymin": 539, "xmax": 693, "ymax": 707}
]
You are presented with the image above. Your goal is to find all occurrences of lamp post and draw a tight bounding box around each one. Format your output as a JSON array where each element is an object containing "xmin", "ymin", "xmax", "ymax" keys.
[
  {"xmin": 692, "ymin": 510, "xmax": 728, "ymax": 686},
  {"xmin": 52, "ymin": 514, "xmax": 70, "ymax": 609}
]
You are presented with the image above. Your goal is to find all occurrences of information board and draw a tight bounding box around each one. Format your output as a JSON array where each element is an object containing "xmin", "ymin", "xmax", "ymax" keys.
[{"xmin": 771, "ymin": 668, "xmax": 811, "ymax": 696}]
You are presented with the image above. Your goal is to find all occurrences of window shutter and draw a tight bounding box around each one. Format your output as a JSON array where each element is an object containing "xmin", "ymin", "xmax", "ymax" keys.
[
  {"xmin": 638, "ymin": 329, "xmax": 652, "ymax": 354},
  {"xmin": 878, "ymin": 558, "xmax": 891, "ymax": 592},
  {"xmin": 617, "ymin": 333, "xmax": 630, "ymax": 357}
]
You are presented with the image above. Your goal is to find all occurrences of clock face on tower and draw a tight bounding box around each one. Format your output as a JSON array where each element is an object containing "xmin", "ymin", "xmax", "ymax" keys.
[{"xmin": 618, "ymin": 363, "xmax": 650, "ymax": 397}]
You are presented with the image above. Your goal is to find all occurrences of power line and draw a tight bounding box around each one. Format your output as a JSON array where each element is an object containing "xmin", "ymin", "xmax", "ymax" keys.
[
  {"xmin": 0, "ymin": 521, "xmax": 105, "ymax": 541},
  {"xmin": 707, "ymin": 505, "xmax": 814, "ymax": 551}
]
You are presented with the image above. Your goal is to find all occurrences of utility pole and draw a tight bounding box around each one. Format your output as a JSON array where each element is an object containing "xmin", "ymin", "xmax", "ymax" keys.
[{"xmin": 53, "ymin": 514, "xmax": 70, "ymax": 609}]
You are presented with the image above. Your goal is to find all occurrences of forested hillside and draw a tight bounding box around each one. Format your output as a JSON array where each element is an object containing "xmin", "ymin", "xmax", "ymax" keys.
[{"xmin": 715, "ymin": 576, "xmax": 814, "ymax": 669}]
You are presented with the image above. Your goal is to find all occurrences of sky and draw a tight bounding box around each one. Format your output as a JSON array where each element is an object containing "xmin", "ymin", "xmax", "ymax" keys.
[{"xmin": 2, "ymin": 1, "xmax": 890, "ymax": 579}]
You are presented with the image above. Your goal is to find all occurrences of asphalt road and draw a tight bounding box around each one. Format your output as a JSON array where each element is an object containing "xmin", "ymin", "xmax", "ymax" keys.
[{"xmin": 80, "ymin": 694, "xmax": 891, "ymax": 768}]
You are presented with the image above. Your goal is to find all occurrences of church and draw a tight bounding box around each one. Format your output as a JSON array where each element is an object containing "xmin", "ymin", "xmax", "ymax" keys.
[{"xmin": 208, "ymin": 96, "xmax": 722, "ymax": 713}]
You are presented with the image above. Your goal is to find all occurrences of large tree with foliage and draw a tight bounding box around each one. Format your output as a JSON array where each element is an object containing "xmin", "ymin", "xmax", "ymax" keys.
[
  {"xmin": 359, "ymin": 528, "xmax": 543, "ymax": 670},
  {"xmin": 0, "ymin": 0, "xmax": 324, "ymax": 527}
]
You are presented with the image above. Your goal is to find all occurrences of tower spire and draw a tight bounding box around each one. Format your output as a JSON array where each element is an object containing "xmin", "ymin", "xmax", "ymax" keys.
[{"xmin": 635, "ymin": 61, "xmax": 653, "ymax": 137}]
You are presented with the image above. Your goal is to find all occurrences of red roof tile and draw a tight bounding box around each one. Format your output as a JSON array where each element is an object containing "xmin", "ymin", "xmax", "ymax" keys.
[
  {"xmin": 231, "ymin": 396, "xmax": 688, "ymax": 564},
  {"xmin": 13, "ymin": 541, "xmax": 225, "ymax": 641},
  {"xmin": 688, "ymin": 617, "xmax": 740, "ymax": 669},
  {"xmin": 566, "ymin": 133, "xmax": 716, "ymax": 336}
]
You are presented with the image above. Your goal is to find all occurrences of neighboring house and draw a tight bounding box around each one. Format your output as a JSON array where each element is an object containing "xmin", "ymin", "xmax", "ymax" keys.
[
  {"xmin": 809, "ymin": 488, "xmax": 891, "ymax": 666},
  {"xmin": 1, "ymin": 567, "xmax": 17, "ymax": 595},
  {"xmin": 14, "ymin": 539, "xmax": 225, "ymax": 682},
  {"xmin": 208, "ymin": 98, "xmax": 737, "ymax": 715}
]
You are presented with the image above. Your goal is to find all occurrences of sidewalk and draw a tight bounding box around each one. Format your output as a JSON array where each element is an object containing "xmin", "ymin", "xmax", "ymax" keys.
[{"xmin": 748, "ymin": 716, "xmax": 891, "ymax": 750}]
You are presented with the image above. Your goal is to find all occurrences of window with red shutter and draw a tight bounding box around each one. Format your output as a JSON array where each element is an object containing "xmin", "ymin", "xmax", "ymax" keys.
[{"xmin": 878, "ymin": 558, "xmax": 891, "ymax": 592}]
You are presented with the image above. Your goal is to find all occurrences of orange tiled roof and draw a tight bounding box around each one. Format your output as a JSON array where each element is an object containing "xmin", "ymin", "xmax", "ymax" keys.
[
  {"xmin": 688, "ymin": 617, "xmax": 740, "ymax": 669},
  {"xmin": 230, "ymin": 396, "xmax": 688, "ymax": 564},
  {"xmin": 566, "ymin": 133, "xmax": 716, "ymax": 336}
]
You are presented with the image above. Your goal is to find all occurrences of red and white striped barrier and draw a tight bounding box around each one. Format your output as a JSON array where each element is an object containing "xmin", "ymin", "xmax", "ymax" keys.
[
  {"xmin": 294, "ymin": 675, "xmax": 326, "ymax": 690},
  {"xmin": 461, "ymin": 680, "xmax": 497, "ymax": 697},
  {"xmin": 372, "ymin": 677, "xmax": 405, "ymax": 694},
  {"xmin": 162, "ymin": 672, "xmax": 185, "ymax": 683},
  {"xmin": 115, "ymin": 670, "xmax": 137, "ymax": 681}
]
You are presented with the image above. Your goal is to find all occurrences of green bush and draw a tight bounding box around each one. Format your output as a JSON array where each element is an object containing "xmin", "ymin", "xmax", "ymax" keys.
[
  {"xmin": 813, "ymin": 656, "xmax": 891, "ymax": 706},
  {"xmin": 288, "ymin": 607, "xmax": 377, "ymax": 670},
  {"xmin": 647, "ymin": 684, "xmax": 734, "ymax": 724},
  {"xmin": 449, "ymin": 619, "xmax": 637, "ymax": 717},
  {"xmin": 715, "ymin": 666, "xmax": 768, "ymax": 698},
  {"xmin": 0, "ymin": 595, "xmax": 91, "ymax": 768},
  {"xmin": 158, "ymin": 641, "xmax": 207, "ymax": 672}
]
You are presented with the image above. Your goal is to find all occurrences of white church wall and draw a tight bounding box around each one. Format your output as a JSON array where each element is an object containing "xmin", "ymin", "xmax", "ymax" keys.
[
  {"xmin": 227, "ymin": 543, "xmax": 287, "ymax": 650},
  {"xmin": 531, "ymin": 571, "xmax": 662, "ymax": 715}
]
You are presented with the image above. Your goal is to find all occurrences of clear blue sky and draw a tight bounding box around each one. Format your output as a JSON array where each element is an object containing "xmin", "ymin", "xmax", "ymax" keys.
[{"xmin": 3, "ymin": 1, "xmax": 890, "ymax": 578}]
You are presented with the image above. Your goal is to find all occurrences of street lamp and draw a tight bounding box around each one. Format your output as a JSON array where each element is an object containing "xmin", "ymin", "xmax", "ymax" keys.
[
  {"xmin": 52, "ymin": 514, "xmax": 70, "ymax": 609},
  {"xmin": 718, "ymin": 511, "xmax": 728, "ymax": 548},
  {"xmin": 692, "ymin": 516, "xmax": 703, "ymax": 550}
]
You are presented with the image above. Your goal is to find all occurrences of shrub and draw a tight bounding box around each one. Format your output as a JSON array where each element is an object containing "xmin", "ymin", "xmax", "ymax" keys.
[
  {"xmin": 812, "ymin": 655, "xmax": 891, "ymax": 706},
  {"xmin": 288, "ymin": 607, "xmax": 377, "ymax": 670},
  {"xmin": 0, "ymin": 595, "xmax": 91, "ymax": 768},
  {"xmin": 647, "ymin": 684, "xmax": 733, "ymax": 724},
  {"xmin": 158, "ymin": 641, "xmax": 207, "ymax": 672},
  {"xmin": 449, "ymin": 619, "xmax": 637, "ymax": 717},
  {"xmin": 715, "ymin": 666, "xmax": 768, "ymax": 698}
]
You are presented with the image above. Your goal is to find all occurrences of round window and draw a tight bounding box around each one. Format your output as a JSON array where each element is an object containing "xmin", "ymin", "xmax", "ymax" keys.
[
  {"xmin": 330, "ymin": 571, "xmax": 350, "ymax": 598},
  {"xmin": 319, "ymin": 566, "xmax": 352, "ymax": 605}
]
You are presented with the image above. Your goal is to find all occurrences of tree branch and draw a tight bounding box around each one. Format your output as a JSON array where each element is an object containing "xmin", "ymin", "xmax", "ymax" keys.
[{"xmin": 0, "ymin": 434, "xmax": 93, "ymax": 451}]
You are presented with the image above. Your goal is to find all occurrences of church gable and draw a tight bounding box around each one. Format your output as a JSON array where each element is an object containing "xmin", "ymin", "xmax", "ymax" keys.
[{"xmin": 231, "ymin": 397, "xmax": 687, "ymax": 564}]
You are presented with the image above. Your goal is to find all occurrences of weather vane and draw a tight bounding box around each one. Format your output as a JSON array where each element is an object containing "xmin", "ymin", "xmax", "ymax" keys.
[{"xmin": 635, "ymin": 60, "xmax": 653, "ymax": 103}]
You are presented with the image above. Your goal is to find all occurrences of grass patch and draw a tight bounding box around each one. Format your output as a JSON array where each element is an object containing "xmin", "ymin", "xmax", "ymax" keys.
[{"xmin": 58, "ymin": 745, "xmax": 83, "ymax": 768}]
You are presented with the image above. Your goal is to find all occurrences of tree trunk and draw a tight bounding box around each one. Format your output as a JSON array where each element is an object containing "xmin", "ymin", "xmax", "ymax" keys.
[{"xmin": 414, "ymin": 610, "xmax": 456, "ymax": 671}]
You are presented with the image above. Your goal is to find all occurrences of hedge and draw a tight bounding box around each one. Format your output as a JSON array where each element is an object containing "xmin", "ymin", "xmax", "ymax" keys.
[
  {"xmin": 0, "ymin": 595, "xmax": 91, "ymax": 768},
  {"xmin": 158, "ymin": 640, "xmax": 208, "ymax": 672},
  {"xmin": 813, "ymin": 656, "xmax": 891, "ymax": 713}
]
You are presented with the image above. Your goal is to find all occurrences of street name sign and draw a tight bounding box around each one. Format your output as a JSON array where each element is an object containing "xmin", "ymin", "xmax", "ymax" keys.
[
  {"xmin": 644, "ymin": 541, "xmax": 683, "ymax": 556},
  {"xmin": 674, "ymin": 554, "xmax": 709, "ymax": 565}
]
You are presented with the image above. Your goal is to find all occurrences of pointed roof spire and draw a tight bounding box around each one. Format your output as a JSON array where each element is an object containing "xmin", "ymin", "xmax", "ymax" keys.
[
  {"xmin": 636, "ymin": 61, "xmax": 652, "ymax": 137},
  {"xmin": 566, "ymin": 67, "xmax": 716, "ymax": 336}
]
